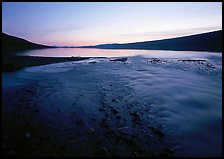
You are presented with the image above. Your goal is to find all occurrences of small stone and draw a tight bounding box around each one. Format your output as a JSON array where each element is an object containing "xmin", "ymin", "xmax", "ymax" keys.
[
  {"xmin": 133, "ymin": 151, "xmax": 138, "ymax": 156},
  {"xmin": 25, "ymin": 133, "xmax": 31, "ymax": 138},
  {"xmin": 59, "ymin": 109, "xmax": 63, "ymax": 112},
  {"xmin": 75, "ymin": 119, "xmax": 83, "ymax": 126},
  {"xmin": 154, "ymin": 129, "xmax": 165, "ymax": 138},
  {"xmin": 116, "ymin": 115, "xmax": 122, "ymax": 120},
  {"xmin": 101, "ymin": 147, "xmax": 108, "ymax": 152},
  {"xmin": 112, "ymin": 108, "xmax": 118, "ymax": 114},
  {"xmin": 110, "ymin": 58, "xmax": 127, "ymax": 62},
  {"xmin": 130, "ymin": 112, "xmax": 139, "ymax": 117},
  {"xmin": 100, "ymin": 120, "xmax": 109, "ymax": 129},
  {"xmin": 90, "ymin": 128, "xmax": 95, "ymax": 133},
  {"xmin": 99, "ymin": 107, "xmax": 105, "ymax": 111},
  {"xmin": 143, "ymin": 130, "xmax": 147, "ymax": 134},
  {"xmin": 164, "ymin": 147, "xmax": 174, "ymax": 153},
  {"xmin": 131, "ymin": 134, "xmax": 137, "ymax": 138},
  {"xmin": 89, "ymin": 61, "xmax": 97, "ymax": 64}
]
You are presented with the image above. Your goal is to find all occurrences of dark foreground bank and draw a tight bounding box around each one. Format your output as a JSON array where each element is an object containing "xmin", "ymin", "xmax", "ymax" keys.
[{"xmin": 2, "ymin": 56, "xmax": 91, "ymax": 72}]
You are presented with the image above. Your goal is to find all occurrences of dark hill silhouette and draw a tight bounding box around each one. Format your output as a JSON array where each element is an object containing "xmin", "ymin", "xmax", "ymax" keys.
[
  {"xmin": 81, "ymin": 30, "xmax": 222, "ymax": 52},
  {"xmin": 2, "ymin": 33, "xmax": 52, "ymax": 56},
  {"xmin": 1, "ymin": 33, "xmax": 89, "ymax": 72}
]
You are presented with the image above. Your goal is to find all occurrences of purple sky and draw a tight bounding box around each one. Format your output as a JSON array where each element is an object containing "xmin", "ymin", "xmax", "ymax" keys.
[{"xmin": 2, "ymin": 2, "xmax": 222, "ymax": 46}]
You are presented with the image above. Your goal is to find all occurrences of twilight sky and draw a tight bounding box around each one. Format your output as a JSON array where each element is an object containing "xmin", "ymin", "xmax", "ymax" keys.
[{"xmin": 2, "ymin": 2, "xmax": 222, "ymax": 46}]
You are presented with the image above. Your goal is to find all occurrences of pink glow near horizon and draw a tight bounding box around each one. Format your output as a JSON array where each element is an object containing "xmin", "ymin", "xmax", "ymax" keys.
[{"xmin": 36, "ymin": 27, "xmax": 222, "ymax": 47}]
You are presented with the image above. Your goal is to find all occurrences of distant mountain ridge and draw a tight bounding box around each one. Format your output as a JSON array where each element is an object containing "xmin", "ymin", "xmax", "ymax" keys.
[
  {"xmin": 80, "ymin": 30, "xmax": 222, "ymax": 52},
  {"xmin": 2, "ymin": 30, "xmax": 222, "ymax": 55},
  {"xmin": 2, "ymin": 33, "xmax": 52, "ymax": 56}
]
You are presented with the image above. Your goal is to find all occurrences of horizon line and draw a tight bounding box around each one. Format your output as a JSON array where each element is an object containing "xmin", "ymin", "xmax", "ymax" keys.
[{"xmin": 3, "ymin": 29, "xmax": 222, "ymax": 48}]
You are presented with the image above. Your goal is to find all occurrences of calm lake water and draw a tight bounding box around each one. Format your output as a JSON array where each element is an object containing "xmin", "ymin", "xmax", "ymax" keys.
[{"xmin": 18, "ymin": 48, "xmax": 222, "ymax": 59}]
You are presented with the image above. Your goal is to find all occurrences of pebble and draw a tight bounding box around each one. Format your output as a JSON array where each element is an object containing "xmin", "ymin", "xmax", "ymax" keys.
[
  {"xmin": 130, "ymin": 112, "xmax": 139, "ymax": 117},
  {"xmin": 133, "ymin": 151, "xmax": 138, "ymax": 156},
  {"xmin": 59, "ymin": 109, "xmax": 63, "ymax": 112},
  {"xmin": 99, "ymin": 107, "xmax": 105, "ymax": 112},
  {"xmin": 154, "ymin": 129, "xmax": 165, "ymax": 138},
  {"xmin": 25, "ymin": 133, "xmax": 31, "ymax": 138},
  {"xmin": 143, "ymin": 130, "xmax": 147, "ymax": 134},
  {"xmin": 75, "ymin": 119, "xmax": 83, "ymax": 126},
  {"xmin": 164, "ymin": 147, "xmax": 174, "ymax": 153},
  {"xmin": 131, "ymin": 134, "xmax": 137, "ymax": 139},
  {"xmin": 116, "ymin": 115, "xmax": 122, "ymax": 120},
  {"xmin": 112, "ymin": 108, "xmax": 118, "ymax": 114},
  {"xmin": 89, "ymin": 61, "xmax": 97, "ymax": 64},
  {"xmin": 101, "ymin": 146, "xmax": 108, "ymax": 152},
  {"xmin": 90, "ymin": 128, "xmax": 95, "ymax": 133}
]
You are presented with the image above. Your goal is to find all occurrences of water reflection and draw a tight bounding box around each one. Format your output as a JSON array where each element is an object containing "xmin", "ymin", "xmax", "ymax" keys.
[{"xmin": 18, "ymin": 48, "xmax": 222, "ymax": 58}]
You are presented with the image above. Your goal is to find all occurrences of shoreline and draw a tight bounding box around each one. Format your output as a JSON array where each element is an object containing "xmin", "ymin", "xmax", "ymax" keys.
[
  {"xmin": 2, "ymin": 53, "xmax": 222, "ymax": 157},
  {"xmin": 2, "ymin": 55, "xmax": 106, "ymax": 72},
  {"xmin": 2, "ymin": 58, "xmax": 176, "ymax": 157}
]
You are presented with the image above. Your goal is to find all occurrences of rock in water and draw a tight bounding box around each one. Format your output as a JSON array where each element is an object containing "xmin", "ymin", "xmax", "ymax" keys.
[
  {"xmin": 88, "ymin": 61, "xmax": 97, "ymax": 64},
  {"xmin": 110, "ymin": 58, "xmax": 127, "ymax": 62}
]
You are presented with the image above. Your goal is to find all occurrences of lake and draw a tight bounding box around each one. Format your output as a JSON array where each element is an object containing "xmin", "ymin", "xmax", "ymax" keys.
[{"xmin": 18, "ymin": 48, "xmax": 221, "ymax": 59}]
